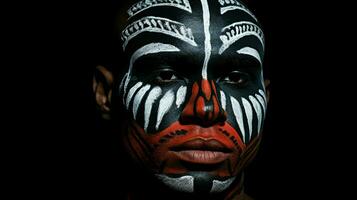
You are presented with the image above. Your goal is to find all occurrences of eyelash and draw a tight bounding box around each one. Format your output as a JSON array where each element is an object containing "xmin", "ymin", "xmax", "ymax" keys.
[
  {"xmin": 152, "ymin": 69, "xmax": 250, "ymax": 87},
  {"xmin": 154, "ymin": 69, "xmax": 179, "ymax": 84},
  {"xmin": 218, "ymin": 71, "xmax": 250, "ymax": 86}
]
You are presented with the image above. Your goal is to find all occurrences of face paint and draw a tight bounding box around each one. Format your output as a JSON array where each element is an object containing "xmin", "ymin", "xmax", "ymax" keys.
[{"xmin": 118, "ymin": 0, "xmax": 266, "ymax": 195}]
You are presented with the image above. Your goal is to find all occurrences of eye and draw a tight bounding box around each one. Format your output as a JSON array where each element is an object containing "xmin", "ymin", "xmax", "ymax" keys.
[
  {"xmin": 155, "ymin": 69, "xmax": 179, "ymax": 83},
  {"xmin": 219, "ymin": 71, "xmax": 250, "ymax": 86}
]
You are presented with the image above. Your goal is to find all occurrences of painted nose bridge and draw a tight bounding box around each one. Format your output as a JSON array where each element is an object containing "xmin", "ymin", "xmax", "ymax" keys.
[{"xmin": 180, "ymin": 79, "xmax": 227, "ymax": 127}]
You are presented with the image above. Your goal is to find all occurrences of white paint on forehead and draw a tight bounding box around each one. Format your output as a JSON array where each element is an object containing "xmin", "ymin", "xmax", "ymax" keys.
[
  {"xmin": 144, "ymin": 86, "xmax": 162, "ymax": 132},
  {"xmin": 156, "ymin": 174, "xmax": 194, "ymax": 193},
  {"xmin": 242, "ymin": 97, "xmax": 253, "ymax": 141},
  {"xmin": 127, "ymin": 43, "xmax": 180, "ymax": 76},
  {"xmin": 200, "ymin": 0, "xmax": 212, "ymax": 80},
  {"xmin": 218, "ymin": 0, "xmax": 258, "ymax": 21},
  {"xmin": 133, "ymin": 84, "xmax": 151, "ymax": 120},
  {"xmin": 237, "ymin": 47, "xmax": 262, "ymax": 64},
  {"xmin": 210, "ymin": 177, "xmax": 236, "ymax": 193},
  {"xmin": 176, "ymin": 85, "xmax": 187, "ymax": 108},
  {"xmin": 156, "ymin": 89, "xmax": 175, "ymax": 130},
  {"xmin": 127, "ymin": 0, "xmax": 192, "ymax": 18},
  {"xmin": 249, "ymin": 95, "xmax": 263, "ymax": 134},
  {"xmin": 220, "ymin": 6, "xmax": 258, "ymax": 22},
  {"xmin": 230, "ymin": 96, "xmax": 246, "ymax": 143},
  {"xmin": 126, "ymin": 82, "xmax": 143, "ymax": 109},
  {"xmin": 219, "ymin": 21, "xmax": 264, "ymax": 55},
  {"xmin": 122, "ymin": 16, "xmax": 197, "ymax": 50}
]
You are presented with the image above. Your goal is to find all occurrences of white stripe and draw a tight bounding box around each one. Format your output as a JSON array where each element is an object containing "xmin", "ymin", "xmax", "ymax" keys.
[
  {"xmin": 123, "ymin": 74, "xmax": 131, "ymax": 97},
  {"xmin": 220, "ymin": 91, "xmax": 227, "ymax": 111},
  {"xmin": 122, "ymin": 17, "xmax": 197, "ymax": 50},
  {"xmin": 126, "ymin": 82, "xmax": 143, "ymax": 109},
  {"xmin": 210, "ymin": 177, "xmax": 236, "ymax": 193},
  {"xmin": 200, "ymin": 0, "xmax": 212, "ymax": 79},
  {"xmin": 249, "ymin": 95, "xmax": 263, "ymax": 134},
  {"xmin": 132, "ymin": 84, "xmax": 151, "ymax": 119},
  {"xmin": 220, "ymin": 31, "xmax": 264, "ymax": 54},
  {"xmin": 128, "ymin": 0, "xmax": 192, "ymax": 18},
  {"xmin": 119, "ymin": 73, "xmax": 128, "ymax": 94},
  {"xmin": 255, "ymin": 94, "xmax": 266, "ymax": 117},
  {"xmin": 258, "ymin": 89, "xmax": 267, "ymax": 106},
  {"xmin": 230, "ymin": 96, "xmax": 246, "ymax": 143},
  {"xmin": 128, "ymin": 43, "xmax": 180, "ymax": 76},
  {"xmin": 156, "ymin": 174, "xmax": 194, "ymax": 193},
  {"xmin": 242, "ymin": 97, "xmax": 253, "ymax": 141},
  {"xmin": 237, "ymin": 47, "xmax": 262, "ymax": 64},
  {"xmin": 156, "ymin": 90, "xmax": 175, "ymax": 130},
  {"xmin": 120, "ymin": 73, "xmax": 129, "ymax": 104},
  {"xmin": 219, "ymin": 21, "xmax": 264, "ymax": 54},
  {"xmin": 176, "ymin": 86, "xmax": 187, "ymax": 108},
  {"xmin": 220, "ymin": 6, "xmax": 258, "ymax": 22},
  {"xmin": 124, "ymin": 43, "xmax": 179, "ymax": 102},
  {"xmin": 144, "ymin": 87, "xmax": 162, "ymax": 132}
]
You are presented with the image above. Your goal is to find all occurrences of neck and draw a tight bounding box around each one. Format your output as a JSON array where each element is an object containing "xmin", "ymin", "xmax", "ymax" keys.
[{"xmin": 126, "ymin": 173, "xmax": 253, "ymax": 200}]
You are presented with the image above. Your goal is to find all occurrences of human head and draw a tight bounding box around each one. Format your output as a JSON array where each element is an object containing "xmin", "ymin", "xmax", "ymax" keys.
[{"xmin": 94, "ymin": 0, "xmax": 269, "ymax": 197}]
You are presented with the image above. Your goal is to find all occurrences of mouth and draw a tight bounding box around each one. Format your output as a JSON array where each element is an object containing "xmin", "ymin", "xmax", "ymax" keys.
[{"xmin": 170, "ymin": 139, "xmax": 232, "ymax": 164}]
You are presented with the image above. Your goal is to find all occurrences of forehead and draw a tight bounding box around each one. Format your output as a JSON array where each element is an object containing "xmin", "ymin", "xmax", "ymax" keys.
[{"xmin": 121, "ymin": 1, "xmax": 263, "ymax": 49}]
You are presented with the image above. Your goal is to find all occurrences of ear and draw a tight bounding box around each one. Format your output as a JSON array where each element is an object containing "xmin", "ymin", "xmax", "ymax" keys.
[
  {"xmin": 93, "ymin": 65, "xmax": 113, "ymax": 120},
  {"xmin": 264, "ymin": 79, "xmax": 271, "ymax": 104}
]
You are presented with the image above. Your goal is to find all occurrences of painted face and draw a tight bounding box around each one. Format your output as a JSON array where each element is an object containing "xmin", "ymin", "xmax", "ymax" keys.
[{"xmin": 118, "ymin": 0, "xmax": 266, "ymax": 195}]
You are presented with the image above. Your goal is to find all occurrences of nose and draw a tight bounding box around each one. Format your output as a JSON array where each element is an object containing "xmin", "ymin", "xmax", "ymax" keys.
[{"xmin": 179, "ymin": 79, "xmax": 227, "ymax": 127}]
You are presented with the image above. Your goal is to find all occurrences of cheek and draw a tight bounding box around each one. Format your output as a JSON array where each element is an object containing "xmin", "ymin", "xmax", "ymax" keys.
[
  {"xmin": 218, "ymin": 86, "xmax": 267, "ymax": 144},
  {"xmin": 120, "ymin": 79, "xmax": 187, "ymax": 134},
  {"xmin": 122, "ymin": 122, "xmax": 158, "ymax": 169}
]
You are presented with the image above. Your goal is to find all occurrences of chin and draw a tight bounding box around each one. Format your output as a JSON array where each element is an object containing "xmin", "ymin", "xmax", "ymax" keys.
[{"xmin": 155, "ymin": 172, "xmax": 236, "ymax": 194}]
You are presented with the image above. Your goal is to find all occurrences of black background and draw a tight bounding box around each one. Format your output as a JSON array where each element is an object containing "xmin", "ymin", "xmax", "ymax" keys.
[{"xmin": 16, "ymin": 0, "xmax": 352, "ymax": 199}]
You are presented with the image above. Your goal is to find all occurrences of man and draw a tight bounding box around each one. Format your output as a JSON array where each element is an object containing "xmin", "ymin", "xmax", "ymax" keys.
[{"xmin": 93, "ymin": 0, "xmax": 270, "ymax": 199}]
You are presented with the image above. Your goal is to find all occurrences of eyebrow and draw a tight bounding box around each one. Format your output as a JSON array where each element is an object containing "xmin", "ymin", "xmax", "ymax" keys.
[
  {"xmin": 219, "ymin": 21, "xmax": 264, "ymax": 55},
  {"xmin": 236, "ymin": 47, "xmax": 262, "ymax": 65},
  {"xmin": 121, "ymin": 16, "xmax": 197, "ymax": 50},
  {"xmin": 128, "ymin": 42, "xmax": 181, "ymax": 75},
  {"xmin": 127, "ymin": 0, "xmax": 192, "ymax": 18}
]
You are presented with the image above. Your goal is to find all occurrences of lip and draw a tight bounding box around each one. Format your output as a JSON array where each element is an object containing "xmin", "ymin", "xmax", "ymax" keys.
[{"xmin": 170, "ymin": 138, "xmax": 232, "ymax": 164}]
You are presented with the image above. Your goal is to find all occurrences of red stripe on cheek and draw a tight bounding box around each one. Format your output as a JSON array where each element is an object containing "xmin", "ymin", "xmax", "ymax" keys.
[{"xmin": 201, "ymin": 79, "xmax": 211, "ymax": 100}]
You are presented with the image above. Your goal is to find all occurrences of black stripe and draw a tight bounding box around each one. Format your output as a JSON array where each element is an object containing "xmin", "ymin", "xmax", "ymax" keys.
[{"xmin": 220, "ymin": 7, "xmax": 257, "ymax": 23}]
